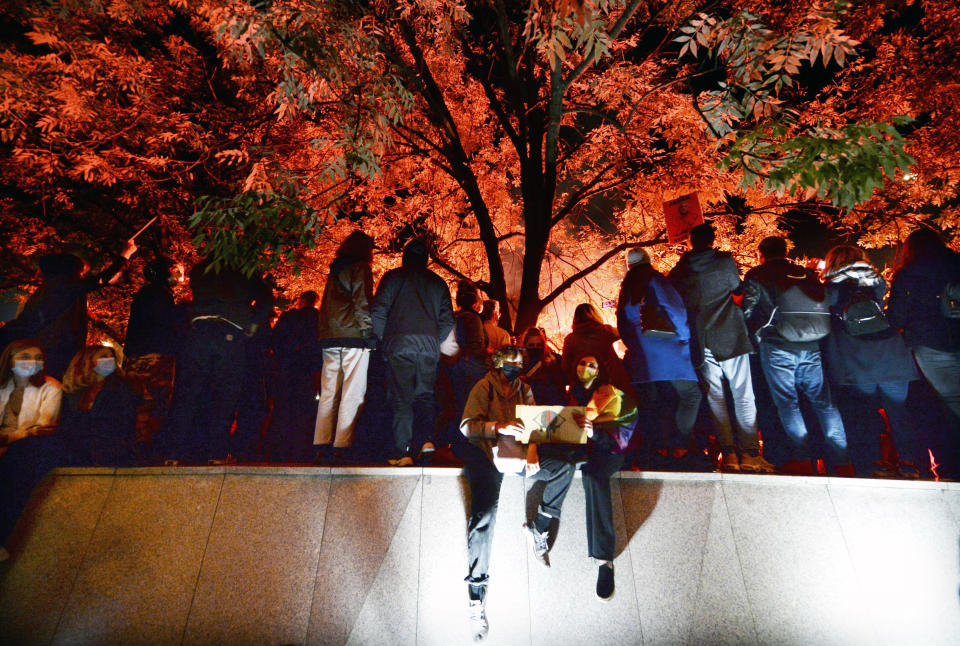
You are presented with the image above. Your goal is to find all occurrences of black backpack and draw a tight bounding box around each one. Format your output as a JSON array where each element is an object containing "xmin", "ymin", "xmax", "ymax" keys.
[
  {"xmin": 940, "ymin": 281, "xmax": 960, "ymax": 319},
  {"xmin": 765, "ymin": 280, "xmax": 831, "ymax": 343},
  {"xmin": 839, "ymin": 288, "xmax": 891, "ymax": 336},
  {"xmin": 640, "ymin": 286, "xmax": 677, "ymax": 339}
]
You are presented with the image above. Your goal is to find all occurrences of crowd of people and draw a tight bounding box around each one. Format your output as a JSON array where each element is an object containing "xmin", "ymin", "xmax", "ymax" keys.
[{"xmin": 0, "ymin": 224, "xmax": 958, "ymax": 637}]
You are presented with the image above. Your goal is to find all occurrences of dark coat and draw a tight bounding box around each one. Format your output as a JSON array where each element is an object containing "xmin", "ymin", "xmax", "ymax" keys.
[
  {"xmin": 822, "ymin": 262, "xmax": 917, "ymax": 385},
  {"xmin": 668, "ymin": 249, "xmax": 754, "ymax": 363},
  {"xmin": 561, "ymin": 319, "xmax": 632, "ymax": 392},
  {"xmin": 60, "ymin": 374, "xmax": 139, "ymax": 466},
  {"xmin": 742, "ymin": 258, "xmax": 824, "ymax": 352},
  {"xmin": 273, "ymin": 305, "xmax": 320, "ymax": 367},
  {"xmin": 124, "ymin": 283, "xmax": 183, "ymax": 358},
  {"xmin": 187, "ymin": 260, "xmax": 274, "ymax": 332},
  {"xmin": 888, "ymin": 248, "xmax": 960, "ymax": 352},
  {"xmin": 371, "ymin": 265, "xmax": 454, "ymax": 356},
  {"xmin": 616, "ymin": 266, "xmax": 697, "ymax": 383}
]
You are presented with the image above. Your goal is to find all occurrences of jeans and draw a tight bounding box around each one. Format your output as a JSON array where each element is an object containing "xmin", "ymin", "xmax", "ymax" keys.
[
  {"xmin": 759, "ymin": 344, "xmax": 848, "ymax": 465},
  {"xmin": 463, "ymin": 443, "xmax": 503, "ymax": 586},
  {"xmin": 698, "ymin": 350, "xmax": 759, "ymax": 453},
  {"xmin": 837, "ymin": 381, "xmax": 920, "ymax": 474}
]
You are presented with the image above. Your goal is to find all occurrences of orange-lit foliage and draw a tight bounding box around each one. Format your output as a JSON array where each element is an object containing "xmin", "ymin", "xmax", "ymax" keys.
[{"xmin": 0, "ymin": 0, "xmax": 957, "ymax": 342}]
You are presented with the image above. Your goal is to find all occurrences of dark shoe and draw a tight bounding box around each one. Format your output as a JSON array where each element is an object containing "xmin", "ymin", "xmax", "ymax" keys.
[
  {"xmin": 897, "ymin": 461, "xmax": 921, "ymax": 480},
  {"xmin": 778, "ymin": 459, "xmax": 815, "ymax": 476},
  {"xmin": 418, "ymin": 442, "xmax": 436, "ymax": 466},
  {"xmin": 596, "ymin": 562, "xmax": 615, "ymax": 602}
]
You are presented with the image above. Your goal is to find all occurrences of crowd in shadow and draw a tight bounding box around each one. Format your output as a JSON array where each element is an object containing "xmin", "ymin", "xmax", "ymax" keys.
[{"xmin": 1, "ymin": 225, "xmax": 958, "ymax": 575}]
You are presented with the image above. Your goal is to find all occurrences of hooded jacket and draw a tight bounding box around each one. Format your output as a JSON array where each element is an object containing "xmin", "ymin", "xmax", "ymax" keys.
[
  {"xmin": 317, "ymin": 256, "xmax": 373, "ymax": 346},
  {"xmin": 822, "ymin": 262, "xmax": 917, "ymax": 385},
  {"xmin": 742, "ymin": 258, "xmax": 825, "ymax": 352},
  {"xmin": 370, "ymin": 243, "xmax": 454, "ymax": 354},
  {"xmin": 459, "ymin": 369, "xmax": 535, "ymax": 463},
  {"xmin": 668, "ymin": 248, "xmax": 753, "ymax": 363}
]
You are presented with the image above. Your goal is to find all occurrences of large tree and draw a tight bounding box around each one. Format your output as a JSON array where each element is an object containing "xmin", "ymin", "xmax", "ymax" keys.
[{"xmin": 2, "ymin": 0, "xmax": 954, "ymax": 338}]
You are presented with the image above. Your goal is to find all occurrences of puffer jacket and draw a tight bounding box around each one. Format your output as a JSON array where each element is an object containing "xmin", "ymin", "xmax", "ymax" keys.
[
  {"xmin": 668, "ymin": 248, "xmax": 753, "ymax": 362},
  {"xmin": 459, "ymin": 370, "xmax": 535, "ymax": 463},
  {"xmin": 318, "ymin": 257, "xmax": 373, "ymax": 347},
  {"xmin": 822, "ymin": 262, "xmax": 917, "ymax": 385}
]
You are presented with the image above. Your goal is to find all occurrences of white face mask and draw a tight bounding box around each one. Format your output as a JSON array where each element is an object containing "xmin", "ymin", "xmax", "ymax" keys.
[
  {"xmin": 12, "ymin": 359, "xmax": 43, "ymax": 378},
  {"xmin": 93, "ymin": 357, "xmax": 117, "ymax": 377}
]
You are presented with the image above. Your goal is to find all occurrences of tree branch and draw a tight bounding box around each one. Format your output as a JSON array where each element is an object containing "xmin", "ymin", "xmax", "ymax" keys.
[{"xmin": 539, "ymin": 232, "xmax": 667, "ymax": 307}]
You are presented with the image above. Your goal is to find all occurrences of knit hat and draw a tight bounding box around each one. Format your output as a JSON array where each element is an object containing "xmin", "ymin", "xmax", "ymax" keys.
[{"xmin": 626, "ymin": 247, "xmax": 650, "ymax": 267}]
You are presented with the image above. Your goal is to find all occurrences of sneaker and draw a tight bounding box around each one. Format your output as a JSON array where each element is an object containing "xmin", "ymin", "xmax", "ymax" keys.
[
  {"xmin": 739, "ymin": 453, "xmax": 776, "ymax": 474},
  {"xmin": 469, "ymin": 599, "xmax": 488, "ymax": 641},
  {"xmin": 721, "ymin": 451, "xmax": 740, "ymax": 472},
  {"xmin": 596, "ymin": 562, "xmax": 615, "ymax": 601},
  {"xmin": 524, "ymin": 522, "xmax": 550, "ymax": 568}
]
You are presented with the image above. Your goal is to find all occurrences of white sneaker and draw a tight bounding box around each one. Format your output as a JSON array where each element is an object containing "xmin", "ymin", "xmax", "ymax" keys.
[
  {"xmin": 469, "ymin": 599, "xmax": 488, "ymax": 641},
  {"xmin": 524, "ymin": 522, "xmax": 550, "ymax": 567}
]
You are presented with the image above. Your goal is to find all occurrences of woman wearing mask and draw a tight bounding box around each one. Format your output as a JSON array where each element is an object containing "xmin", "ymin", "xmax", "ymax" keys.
[
  {"xmin": 521, "ymin": 327, "xmax": 566, "ymax": 406},
  {"xmin": 821, "ymin": 246, "xmax": 923, "ymax": 478},
  {"xmin": 0, "ymin": 339, "xmax": 63, "ymax": 559},
  {"xmin": 60, "ymin": 345, "xmax": 138, "ymax": 466},
  {"xmin": 459, "ymin": 346, "xmax": 574, "ymax": 641},
  {"xmin": 568, "ymin": 354, "xmax": 638, "ymax": 602},
  {"xmin": 561, "ymin": 303, "xmax": 632, "ymax": 393}
]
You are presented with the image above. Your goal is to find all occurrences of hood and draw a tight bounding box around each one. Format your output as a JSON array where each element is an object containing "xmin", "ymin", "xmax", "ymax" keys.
[
  {"xmin": 824, "ymin": 261, "xmax": 881, "ymax": 286},
  {"xmin": 681, "ymin": 249, "xmax": 720, "ymax": 272}
]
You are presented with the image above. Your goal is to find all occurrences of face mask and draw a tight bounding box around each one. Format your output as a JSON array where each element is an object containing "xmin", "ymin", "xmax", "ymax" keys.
[
  {"xmin": 577, "ymin": 364, "xmax": 598, "ymax": 384},
  {"xmin": 12, "ymin": 360, "xmax": 42, "ymax": 378},
  {"xmin": 526, "ymin": 348, "xmax": 544, "ymax": 365},
  {"xmin": 501, "ymin": 364, "xmax": 524, "ymax": 383},
  {"xmin": 94, "ymin": 357, "xmax": 117, "ymax": 377}
]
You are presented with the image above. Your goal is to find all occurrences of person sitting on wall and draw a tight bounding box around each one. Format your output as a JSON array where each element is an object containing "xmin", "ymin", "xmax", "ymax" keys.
[
  {"xmin": 60, "ymin": 344, "xmax": 138, "ymax": 467},
  {"xmin": 459, "ymin": 345, "xmax": 575, "ymax": 641},
  {"xmin": 0, "ymin": 339, "xmax": 63, "ymax": 561}
]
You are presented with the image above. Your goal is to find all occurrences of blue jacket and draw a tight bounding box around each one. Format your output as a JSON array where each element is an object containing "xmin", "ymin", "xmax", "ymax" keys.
[
  {"xmin": 617, "ymin": 266, "xmax": 697, "ymax": 383},
  {"xmin": 888, "ymin": 248, "xmax": 960, "ymax": 352}
]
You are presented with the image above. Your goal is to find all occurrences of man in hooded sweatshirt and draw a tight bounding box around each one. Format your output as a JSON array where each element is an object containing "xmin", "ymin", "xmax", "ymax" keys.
[
  {"xmin": 371, "ymin": 238, "xmax": 454, "ymax": 465},
  {"xmin": 669, "ymin": 224, "xmax": 774, "ymax": 473}
]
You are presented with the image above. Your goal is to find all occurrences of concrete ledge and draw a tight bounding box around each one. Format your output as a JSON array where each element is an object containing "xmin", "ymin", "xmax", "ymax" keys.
[{"xmin": 2, "ymin": 469, "xmax": 958, "ymax": 645}]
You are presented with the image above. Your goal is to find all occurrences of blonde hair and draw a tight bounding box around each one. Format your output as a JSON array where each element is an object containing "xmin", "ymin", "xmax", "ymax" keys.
[
  {"xmin": 62, "ymin": 345, "xmax": 123, "ymax": 394},
  {"xmin": 823, "ymin": 245, "xmax": 871, "ymax": 275}
]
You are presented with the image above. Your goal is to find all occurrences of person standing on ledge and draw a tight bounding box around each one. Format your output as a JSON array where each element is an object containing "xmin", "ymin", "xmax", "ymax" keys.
[{"xmin": 371, "ymin": 238, "xmax": 454, "ymax": 466}]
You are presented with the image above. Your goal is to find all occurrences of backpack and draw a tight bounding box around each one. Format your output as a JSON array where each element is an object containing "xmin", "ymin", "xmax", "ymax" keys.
[
  {"xmin": 640, "ymin": 286, "xmax": 677, "ymax": 339},
  {"xmin": 765, "ymin": 280, "xmax": 831, "ymax": 343},
  {"xmin": 940, "ymin": 281, "xmax": 960, "ymax": 319},
  {"xmin": 838, "ymin": 288, "xmax": 891, "ymax": 336}
]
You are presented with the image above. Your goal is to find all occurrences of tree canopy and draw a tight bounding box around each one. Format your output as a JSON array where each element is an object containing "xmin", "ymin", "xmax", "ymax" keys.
[{"xmin": 1, "ymin": 0, "xmax": 957, "ymax": 339}]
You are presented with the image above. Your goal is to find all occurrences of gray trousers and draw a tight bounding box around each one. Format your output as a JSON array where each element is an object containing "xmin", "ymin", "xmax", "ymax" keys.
[{"xmin": 698, "ymin": 349, "xmax": 760, "ymax": 452}]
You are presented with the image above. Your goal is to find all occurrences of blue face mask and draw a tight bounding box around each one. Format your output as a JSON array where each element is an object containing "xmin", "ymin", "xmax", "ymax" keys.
[
  {"xmin": 94, "ymin": 357, "xmax": 117, "ymax": 377},
  {"xmin": 501, "ymin": 364, "xmax": 524, "ymax": 383},
  {"xmin": 12, "ymin": 360, "xmax": 42, "ymax": 378}
]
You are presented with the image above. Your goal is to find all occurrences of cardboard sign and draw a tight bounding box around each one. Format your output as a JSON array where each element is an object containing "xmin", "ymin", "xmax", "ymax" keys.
[
  {"xmin": 515, "ymin": 405, "xmax": 588, "ymax": 444},
  {"xmin": 663, "ymin": 192, "xmax": 704, "ymax": 244}
]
